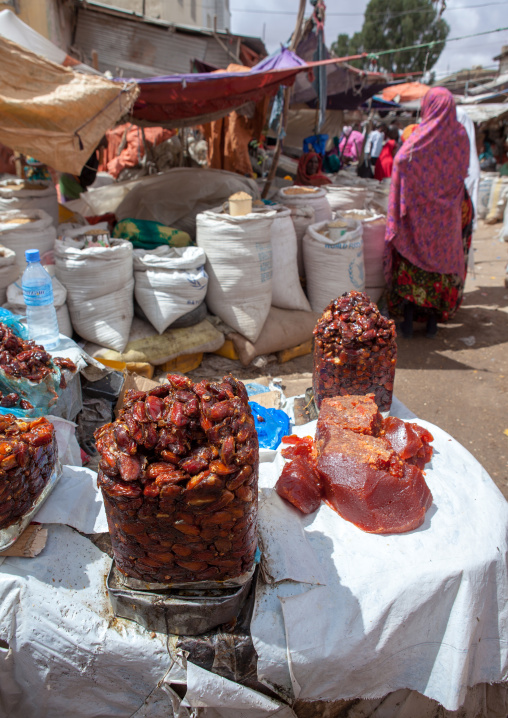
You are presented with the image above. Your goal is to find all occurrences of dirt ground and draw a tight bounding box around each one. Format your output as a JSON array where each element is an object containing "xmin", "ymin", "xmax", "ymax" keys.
[{"xmin": 189, "ymin": 219, "xmax": 508, "ymax": 499}]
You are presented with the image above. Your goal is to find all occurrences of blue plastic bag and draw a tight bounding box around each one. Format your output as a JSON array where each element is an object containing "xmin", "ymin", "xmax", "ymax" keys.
[
  {"xmin": 0, "ymin": 308, "xmax": 62, "ymax": 415},
  {"xmin": 249, "ymin": 401, "xmax": 290, "ymax": 450}
]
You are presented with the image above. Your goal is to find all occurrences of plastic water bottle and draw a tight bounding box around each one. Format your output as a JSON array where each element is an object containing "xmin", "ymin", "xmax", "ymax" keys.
[{"xmin": 22, "ymin": 249, "xmax": 60, "ymax": 351}]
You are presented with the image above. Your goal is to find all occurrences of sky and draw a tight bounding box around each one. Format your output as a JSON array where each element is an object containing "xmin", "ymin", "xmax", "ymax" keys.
[{"xmin": 229, "ymin": 0, "xmax": 508, "ymax": 79}]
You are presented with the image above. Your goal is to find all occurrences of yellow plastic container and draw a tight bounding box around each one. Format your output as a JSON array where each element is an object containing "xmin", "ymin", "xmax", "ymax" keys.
[
  {"xmin": 212, "ymin": 339, "xmax": 239, "ymax": 361},
  {"xmin": 277, "ymin": 339, "xmax": 313, "ymax": 364},
  {"xmin": 161, "ymin": 352, "xmax": 203, "ymax": 374},
  {"xmin": 98, "ymin": 358, "xmax": 154, "ymax": 379}
]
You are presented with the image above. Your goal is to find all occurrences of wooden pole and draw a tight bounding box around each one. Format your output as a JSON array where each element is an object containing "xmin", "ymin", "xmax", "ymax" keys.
[{"xmin": 261, "ymin": 0, "xmax": 307, "ymax": 199}]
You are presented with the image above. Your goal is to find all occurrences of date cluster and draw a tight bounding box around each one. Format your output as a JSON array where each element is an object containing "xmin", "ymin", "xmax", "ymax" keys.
[
  {"xmin": 0, "ymin": 415, "xmax": 57, "ymax": 529},
  {"xmin": 0, "ymin": 322, "xmax": 76, "ymax": 388},
  {"xmin": 94, "ymin": 374, "xmax": 259, "ymax": 584},
  {"xmin": 313, "ymin": 291, "xmax": 397, "ymax": 412}
]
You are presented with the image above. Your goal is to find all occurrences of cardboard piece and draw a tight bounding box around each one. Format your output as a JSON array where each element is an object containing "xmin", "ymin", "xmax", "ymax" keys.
[
  {"xmin": 0, "ymin": 523, "xmax": 47, "ymax": 557},
  {"xmin": 114, "ymin": 372, "xmax": 159, "ymax": 417},
  {"xmin": 249, "ymin": 391, "xmax": 282, "ymax": 410}
]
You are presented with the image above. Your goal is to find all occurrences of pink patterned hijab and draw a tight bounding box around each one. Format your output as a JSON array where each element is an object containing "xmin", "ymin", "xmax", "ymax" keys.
[{"xmin": 385, "ymin": 87, "xmax": 469, "ymax": 279}]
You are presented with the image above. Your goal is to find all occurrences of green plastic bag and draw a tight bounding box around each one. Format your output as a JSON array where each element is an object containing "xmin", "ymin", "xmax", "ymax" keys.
[{"xmin": 112, "ymin": 218, "xmax": 192, "ymax": 249}]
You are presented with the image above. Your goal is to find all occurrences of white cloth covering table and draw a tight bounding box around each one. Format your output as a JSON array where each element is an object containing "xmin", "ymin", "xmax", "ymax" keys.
[{"xmin": 0, "ymin": 398, "xmax": 507, "ymax": 717}]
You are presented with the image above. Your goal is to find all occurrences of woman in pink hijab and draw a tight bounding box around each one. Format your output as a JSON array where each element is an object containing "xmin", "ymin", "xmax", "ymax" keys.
[
  {"xmin": 384, "ymin": 87, "xmax": 473, "ymax": 338},
  {"xmin": 339, "ymin": 125, "xmax": 364, "ymax": 163}
]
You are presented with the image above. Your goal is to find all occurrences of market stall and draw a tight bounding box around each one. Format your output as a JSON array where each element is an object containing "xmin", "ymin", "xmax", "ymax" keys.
[{"xmin": 0, "ymin": 390, "xmax": 507, "ymax": 717}]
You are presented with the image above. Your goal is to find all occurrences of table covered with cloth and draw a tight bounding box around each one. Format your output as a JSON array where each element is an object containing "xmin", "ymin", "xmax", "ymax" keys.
[{"xmin": 0, "ymin": 397, "xmax": 507, "ymax": 717}]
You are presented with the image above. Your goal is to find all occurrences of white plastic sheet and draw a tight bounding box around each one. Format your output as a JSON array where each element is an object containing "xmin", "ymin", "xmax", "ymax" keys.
[
  {"xmin": 0, "ymin": 465, "xmax": 296, "ymax": 718},
  {"xmin": 1, "ymin": 398, "xmax": 507, "ymax": 716},
  {"xmin": 252, "ymin": 399, "xmax": 508, "ymax": 711}
]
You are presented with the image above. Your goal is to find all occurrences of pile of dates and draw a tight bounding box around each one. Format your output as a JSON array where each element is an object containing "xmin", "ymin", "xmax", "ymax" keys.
[
  {"xmin": 0, "ymin": 322, "xmax": 76, "ymax": 388},
  {"xmin": 313, "ymin": 291, "xmax": 397, "ymax": 412},
  {"xmin": 0, "ymin": 391, "xmax": 33, "ymax": 410},
  {"xmin": 0, "ymin": 415, "xmax": 57, "ymax": 529},
  {"xmin": 94, "ymin": 374, "xmax": 258, "ymax": 584}
]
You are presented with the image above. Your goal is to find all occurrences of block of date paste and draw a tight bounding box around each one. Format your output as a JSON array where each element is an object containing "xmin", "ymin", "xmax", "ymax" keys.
[
  {"xmin": 316, "ymin": 395, "xmax": 433, "ymax": 534},
  {"xmin": 94, "ymin": 374, "xmax": 258, "ymax": 583},
  {"xmin": 0, "ymin": 415, "xmax": 58, "ymax": 529}
]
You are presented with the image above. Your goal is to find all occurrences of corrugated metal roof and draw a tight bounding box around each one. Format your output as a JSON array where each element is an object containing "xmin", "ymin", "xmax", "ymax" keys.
[{"xmin": 74, "ymin": 6, "xmax": 240, "ymax": 78}]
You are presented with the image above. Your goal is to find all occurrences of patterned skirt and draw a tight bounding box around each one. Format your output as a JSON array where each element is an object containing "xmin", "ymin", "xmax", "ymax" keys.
[{"xmin": 387, "ymin": 191, "xmax": 474, "ymax": 323}]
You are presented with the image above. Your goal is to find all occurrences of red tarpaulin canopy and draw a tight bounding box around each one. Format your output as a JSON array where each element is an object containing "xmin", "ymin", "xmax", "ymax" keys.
[{"xmin": 129, "ymin": 55, "xmax": 389, "ymax": 128}]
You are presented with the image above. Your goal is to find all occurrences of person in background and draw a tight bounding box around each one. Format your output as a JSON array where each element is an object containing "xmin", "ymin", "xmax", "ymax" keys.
[
  {"xmin": 500, "ymin": 138, "xmax": 508, "ymax": 176},
  {"xmin": 0, "ymin": 142, "xmax": 15, "ymax": 176},
  {"xmin": 374, "ymin": 126, "xmax": 399, "ymax": 181},
  {"xmin": 59, "ymin": 137, "xmax": 107, "ymax": 202},
  {"xmin": 456, "ymin": 107, "xmax": 481, "ymax": 222},
  {"xmin": 392, "ymin": 118, "xmax": 403, "ymax": 141},
  {"xmin": 365, "ymin": 122, "xmax": 386, "ymax": 169},
  {"xmin": 384, "ymin": 87, "xmax": 472, "ymax": 339},
  {"xmin": 296, "ymin": 152, "xmax": 332, "ymax": 187},
  {"xmin": 339, "ymin": 125, "xmax": 364, "ymax": 163}
]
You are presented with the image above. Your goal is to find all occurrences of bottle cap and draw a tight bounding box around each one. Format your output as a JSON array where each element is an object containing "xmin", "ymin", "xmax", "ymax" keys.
[{"xmin": 25, "ymin": 249, "xmax": 40, "ymax": 263}]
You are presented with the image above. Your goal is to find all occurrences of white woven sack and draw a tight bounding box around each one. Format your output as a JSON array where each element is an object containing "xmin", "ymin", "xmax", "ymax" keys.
[
  {"xmin": 54, "ymin": 238, "xmax": 133, "ymax": 351},
  {"xmin": 500, "ymin": 201, "xmax": 508, "ymax": 242},
  {"xmin": 277, "ymin": 186, "xmax": 332, "ymax": 223},
  {"xmin": 342, "ymin": 210, "xmax": 386, "ymax": 303},
  {"xmin": 325, "ymin": 184, "xmax": 373, "ymax": 212},
  {"xmin": 290, "ymin": 206, "xmax": 315, "ymax": 276},
  {"xmin": 486, "ymin": 176, "xmax": 508, "ymax": 223},
  {"xmin": 477, "ymin": 174, "xmax": 495, "ymax": 220},
  {"xmin": 303, "ymin": 219, "xmax": 365, "ymax": 312},
  {"xmin": 367, "ymin": 179, "xmax": 391, "ymax": 215},
  {"xmin": 256, "ymin": 206, "xmax": 310, "ymax": 311},
  {"xmin": 0, "ymin": 180, "xmax": 59, "ymax": 227},
  {"xmin": 68, "ymin": 279, "xmax": 134, "ymax": 351},
  {"xmin": 133, "ymin": 246, "xmax": 208, "ymax": 334},
  {"xmin": 196, "ymin": 209, "xmax": 275, "ymax": 342},
  {"xmin": 0, "ymin": 209, "xmax": 56, "ymax": 270},
  {"xmin": 54, "ymin": 238, "xmax": 132, "ymax": 301},
  {"xmin": 0, "ymin": 245, "xmax": 19, "ymax": 304}
]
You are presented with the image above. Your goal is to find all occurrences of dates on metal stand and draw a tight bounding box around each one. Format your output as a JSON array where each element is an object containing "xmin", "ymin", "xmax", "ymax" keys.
[
  {"xmin": 313, "ymin": 291, "xmax": 397, "ymax": 412},
  {"xmin": 94, "ymin": 374, "xmax": 258, "ymax": 584},
  {"xmin": 0, "ymin": 415, "xmax": 57, "ymax": 529}
]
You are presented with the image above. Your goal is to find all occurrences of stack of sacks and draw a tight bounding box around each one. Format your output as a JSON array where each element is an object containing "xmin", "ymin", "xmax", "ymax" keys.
[
  {"xmin": 289, "ymin": 206, "xmax": 315, "ymax": 277},
  {"xmin": 477, "ymin": 173, "xmax": 496, "ymax": 220},
  {"xmin": 277, "ymin": 186, "xmax": 332, "ymax": 223},
  {"xmin": 341, "ymin": 210, "xmax": 387, "ymax": 303},
  {"xmin": 485, "ymin": 176, "xmax": 508, "ymax": 224},
  {"xmin": 0, "ymin": 179, "xmax": 59, "ymax": 227},
  {"xmin": 0, "ymin": 210, "xmax": 56, "ymax": 270},
  {"xmin": 196, "ymin": 205, "xmax": 319, "ymax": 364},
  {"xmin": 114, "ymin": 167, "xmax": 260, "ymax": 240},
  {"xmin": 325, "ymin": 179, "xmax": 373, "ymax": 213},
  {"xmin": 303, "ymin": 218, "xmax": 365, "ymax": 312},
  {"xmin": 253, "ymin": 204, "xmax": 310, "ymax": 312},
  {"xmin": 54, "ymin": 224, "xmax": 133, "ymax": 352},
  {"xmin": 0, "ymin": 246, "xmax": 19, "ymax": 305}
]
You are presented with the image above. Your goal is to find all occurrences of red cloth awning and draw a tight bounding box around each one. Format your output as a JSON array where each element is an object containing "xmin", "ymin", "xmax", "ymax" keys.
[{"xmin": 130, "ymin": 57, "xmax": 388, "ymax": 128}]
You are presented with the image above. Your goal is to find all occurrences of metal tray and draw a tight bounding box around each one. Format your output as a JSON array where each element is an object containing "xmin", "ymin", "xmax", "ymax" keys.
[
  {"xmin": 107, "ymin": 560, "xmax": 256, "ymax": 636},
  {"xmin": 0, "ymin": 462, "xmax": 62, "ymax": 552},
  {"xmin": 116, "ymin": 561, "xmax": 257, "ymax": 592}
]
